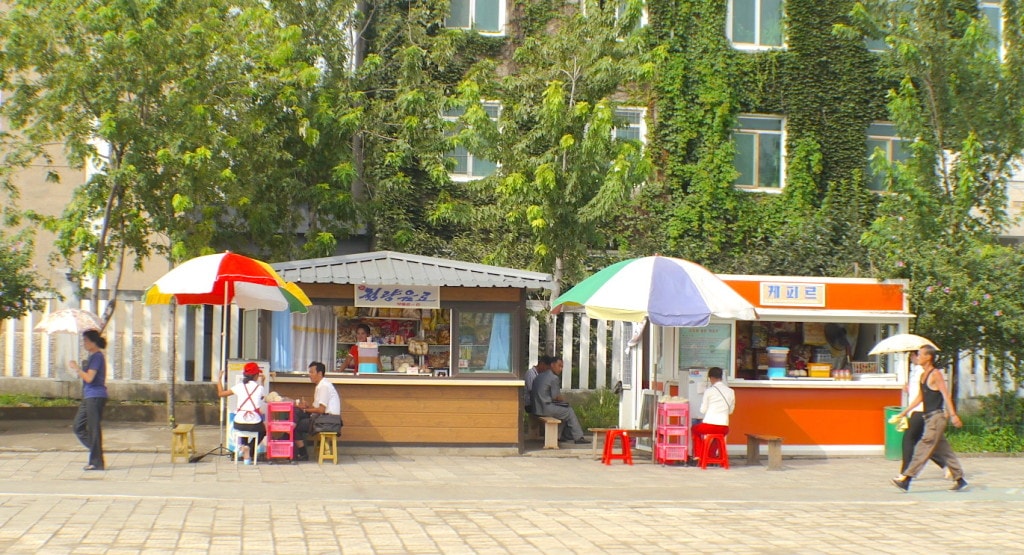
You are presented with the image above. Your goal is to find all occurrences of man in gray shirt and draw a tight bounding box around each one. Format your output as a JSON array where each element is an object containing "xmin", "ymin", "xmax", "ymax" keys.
[{"xmin": 531, "ymin": 356, "xmax": 587, "ymax": 444}]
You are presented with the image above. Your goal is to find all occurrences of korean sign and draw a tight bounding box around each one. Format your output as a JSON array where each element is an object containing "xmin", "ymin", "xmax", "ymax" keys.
[
  {"xmin": 355, "ymin": 285, "xmax": 441, "ymax": 309},
  {"xmin": 759, "ymin": 282, "xmax": 826, "ymax": 307}
]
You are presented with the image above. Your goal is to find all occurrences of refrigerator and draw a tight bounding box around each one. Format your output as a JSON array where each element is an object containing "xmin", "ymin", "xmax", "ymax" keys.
[{"xmin": 685, "ymin": 367, "xmax": 710, "ymax": 454}]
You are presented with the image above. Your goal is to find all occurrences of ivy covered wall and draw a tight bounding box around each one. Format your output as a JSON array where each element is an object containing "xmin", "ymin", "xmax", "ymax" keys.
[{"xmin": 641, "ymin": 0, "xmax": 889, "ymax": 275}]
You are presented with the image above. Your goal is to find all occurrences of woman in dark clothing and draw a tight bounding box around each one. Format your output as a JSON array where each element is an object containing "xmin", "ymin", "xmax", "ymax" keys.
[
  {"xmin": 891, "ymin": 345, "xmax": 967, "ymax": 492},
  {"xmin": 68, "ymin": 329, "xmax": 108, "ymax": 471}
]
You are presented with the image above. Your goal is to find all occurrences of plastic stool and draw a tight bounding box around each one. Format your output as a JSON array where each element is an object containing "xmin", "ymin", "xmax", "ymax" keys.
[
  {"xmin": 602, "ymin": 429, "xmax": 633, "ymax": 465},
  {"xmin": 170, "ymin": 424, "xmax": 196, "ymax": 463},
  {"xmin": 318, "ymin": 432, "xmax": 338, "ymax": 464},
  {"xmin": 700, "ymin": 433, "xmax": 729, "ymax": 469},
  {"xmin": 235, "ymin": 430, "xmax": 261, "ymax": 466}
]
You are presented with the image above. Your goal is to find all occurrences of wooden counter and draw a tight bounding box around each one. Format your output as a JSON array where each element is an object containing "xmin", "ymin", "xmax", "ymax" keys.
[{"xmin": 270, "ymin": 375, "xmax": 524, "ymax": 448}]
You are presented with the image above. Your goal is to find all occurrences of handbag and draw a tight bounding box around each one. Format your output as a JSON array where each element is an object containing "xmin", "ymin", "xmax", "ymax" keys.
[{"xmin": 311, "ymin": 413, "xmax": 343, "ymax": 433}]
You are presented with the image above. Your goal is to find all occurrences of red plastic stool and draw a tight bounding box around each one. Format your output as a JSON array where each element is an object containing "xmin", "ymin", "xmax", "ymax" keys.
[
  {"xmin": 699, "ymin": 433, "xmax": 729, "ymax": 469},
  {"xmin": 602, "ymin": 430, "xmax": 634, "ymax": 465}
]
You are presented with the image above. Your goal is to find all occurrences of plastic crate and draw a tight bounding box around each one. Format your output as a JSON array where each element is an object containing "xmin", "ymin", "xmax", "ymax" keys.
[
  {"xmin": 807, "ymin": 363, "xmax": 832, "ymax": 378},
  {"xmin": 266, "ymin": 440, "xmax": 293, "ymax": 459},
  {"xmin": 656, "ymin": 425, "xmax": 688, "ymax": 442},
  {"xmin": 851, "ymin": 361, "xmax": 879, "ymax": 374},
  {"xmin": 655, "ymin": 443, "xmax": 688, "ymax": 463}
]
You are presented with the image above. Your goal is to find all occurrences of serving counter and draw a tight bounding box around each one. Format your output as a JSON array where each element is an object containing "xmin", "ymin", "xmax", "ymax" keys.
[{"xmin": 270, "ymin": 374, "xmax": 524, "ymax": 448}]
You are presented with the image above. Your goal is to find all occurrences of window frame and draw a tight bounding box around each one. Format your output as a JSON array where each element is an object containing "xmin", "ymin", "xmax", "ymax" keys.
[
  {"xmin": 727, "ymin": 0, "xmax": 786, "ymax": 50},
  {"xmin": 444, "ymin": 0, "xmax": 507, "ymax": 36},
  {"xmin": 865, "ymin": 122, "xmax": 912, "ymax": 192},
  {"xmin": 444, "ymin": 100, "xmax": 501, "ymax": 182},
  {"xmin": 732, "ymin": 114, "xmax": 785, "ymax": 192},
  {"xmin": 613, "ymin": 106, "xmax": 647, "ymax": 145}
]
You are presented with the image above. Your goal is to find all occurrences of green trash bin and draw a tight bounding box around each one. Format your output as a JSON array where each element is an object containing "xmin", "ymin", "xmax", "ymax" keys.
[{"xmin": 884, "ymin": 406, "xmax": 904, "ymax": 461}]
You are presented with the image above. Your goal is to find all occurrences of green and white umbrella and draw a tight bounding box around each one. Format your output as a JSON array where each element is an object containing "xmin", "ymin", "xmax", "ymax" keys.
[{"xmin": 551, "ymin": 255, "xmax": 757, "ymax": 326}]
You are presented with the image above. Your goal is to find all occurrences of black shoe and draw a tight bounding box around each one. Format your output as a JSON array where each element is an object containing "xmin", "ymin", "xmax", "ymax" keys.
[
  {"xmin": 574, "ymin": 438, "xmax": 589, "ymax": 444},
  {"xmin": 890, "ymin": 476, "xmax": 910, "ymax": 492},
  {"xmin": 950, "ymin": 478, "xmax": 969, "ymax": 491},
  {"xmin": 83, "ymin": 464, "xmax": 104, "ymax": 471}
]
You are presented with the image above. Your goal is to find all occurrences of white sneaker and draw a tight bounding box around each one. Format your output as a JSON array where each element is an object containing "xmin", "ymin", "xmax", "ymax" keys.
[{"xmin": 240, "ymin": 445, "xmax": 250, "ymax": 463}]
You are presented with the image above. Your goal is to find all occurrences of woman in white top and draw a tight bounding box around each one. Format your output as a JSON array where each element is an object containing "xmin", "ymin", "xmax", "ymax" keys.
[
  {"xmin": 691, "ymin": 367, "xmax": 735, "ymax": 463},
  {"xmin": 215, "ymin": 361, "xmax": 266, "ymax": 464}
]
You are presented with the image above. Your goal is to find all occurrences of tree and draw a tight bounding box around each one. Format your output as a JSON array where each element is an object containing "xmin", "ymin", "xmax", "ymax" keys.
[
  {"xmin": 454, "ymin": 0, "xmax": 657, "ymax": 300},
  {"xmin": 0, "ymin": 0, "xmax": 321, "ymax": 318},
  {"xmin": 845, "ymin": 0, "xmax": 1024, "ymax": 390},
  {"xmin": 0, "ymin": 226, "xmax": 49, "ymax": 322}
]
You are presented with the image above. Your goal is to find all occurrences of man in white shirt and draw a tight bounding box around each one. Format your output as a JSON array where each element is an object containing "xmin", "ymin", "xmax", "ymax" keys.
[
  {"xmin": 295, "ymin": 361, "xmax": 342, "ymax": 460},
  {"xmin": 692, "ymin": 367, "xmax": 735, "ymax": 464}
]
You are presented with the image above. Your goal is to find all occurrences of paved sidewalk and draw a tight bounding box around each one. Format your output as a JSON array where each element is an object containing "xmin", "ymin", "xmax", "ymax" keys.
[{"xmin": 1, "ymin": 421, "xmax": 1023, "ymax": 554}]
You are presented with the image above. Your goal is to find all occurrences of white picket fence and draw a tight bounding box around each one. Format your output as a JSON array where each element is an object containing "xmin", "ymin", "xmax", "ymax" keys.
[
  {"xmin": 0, "ymin": 294, "xmax": 240, "ymax": 385},
  {"xmin": 0, "ymin": 296, "xmax": 1002, "ymax": 400}
]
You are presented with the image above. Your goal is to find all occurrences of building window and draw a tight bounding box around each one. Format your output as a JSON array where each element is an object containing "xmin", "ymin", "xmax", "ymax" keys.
[
  {"xmin": 455, "ymin": 309, "xmax": 514, "ymax": 374},
  {"xmin": 444, "ymin": 102, "xmax": 500, "ymax": 180},
  {"xmin": 980, "ymin": 2, "xmax": 1002, "ymax": 55},
  {"xmin": 728, "ymin": 0, "xmax": 784, "ymax": 49},
  {"xmin": 615, "ymin": 0, "xmax": 648, "ymax": 29},
  {"xmin": 733, "ymin": 115, "xmax": 783, "ymax": 189},
  {"xmin": 866, "ymin": 122, "xmax": 911, "ymax": 192},
  {"xmin": 613, "ymin": 107, "xmax": 646, "ymax": 144},
  {"xmin": 445, "ymin": 0, "xmax": 505, "ymax": 35}
]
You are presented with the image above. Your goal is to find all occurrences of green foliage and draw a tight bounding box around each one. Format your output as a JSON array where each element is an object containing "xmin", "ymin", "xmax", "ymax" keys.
[
  {"xmin": 853, "ymin": 0, "xmax": 1024, "ymax": 380},
  {"xmin": 0, "ymin": 226, "xmax": 50, "ymax": 321},
  {"xmin": 0, "ymin": 0, "xmax": 333, "ymax": 300},
  {"xmin": 947, "ymin": 414, "xmax": 1024, "ymax": 454},
  {"xmin": 455, "ymin": 3, "xmax": 656, "ymax": 294},
  {"xmin": 0, "ymin": 394, "xmax": 77, "ymax": 407},
  {"xmin": 573, "ymin": 388, "xmax": 620, "ymax": 430}
]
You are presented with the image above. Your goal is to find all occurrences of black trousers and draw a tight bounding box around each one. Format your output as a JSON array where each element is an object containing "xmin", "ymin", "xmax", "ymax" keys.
[
  {"xmin": 73, "ymin": 397, "xmax": 106, "ymax": 468},
  {"xmin": 900, "ymin": 411, "xmax": 944, "ymax": 474}
]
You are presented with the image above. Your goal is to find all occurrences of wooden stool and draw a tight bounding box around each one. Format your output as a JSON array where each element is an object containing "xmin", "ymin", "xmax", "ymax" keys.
[
  {"xmin": 602, "ymin": 430, "xmax": 633, "ymax": 465},
  {"xmin": 318, "ymin": 432, "xmax": 338, "ymax": 464},
  {"xmin": 700, "ymin": 433, "xmax": 729, "ymax": 470},
  {"xmin": 170, "ymin": 424, "xmax": 196, "ymax": 463}
]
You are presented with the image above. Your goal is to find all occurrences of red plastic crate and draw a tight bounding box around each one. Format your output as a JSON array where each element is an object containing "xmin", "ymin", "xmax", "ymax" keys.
[
  {"xmin": 655, "ymin": 443, "xmax": 688, "ymax": 463},
  {"xmin": 266, "ymin": 420, "xmax": 295, "ymax": 434},
  {"xmin": 266, "ymin": 440, "xmax": 294, "ymax": 459}
]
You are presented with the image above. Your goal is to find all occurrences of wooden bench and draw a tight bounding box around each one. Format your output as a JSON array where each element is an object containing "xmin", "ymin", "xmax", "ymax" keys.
[
  {"xmin": 530, "ymin": 415, "xmax": 562, "ymax": 449},
  {"xmin": 746, "ymin": 433, "xmax": 784, "ymax": 470},
  {"xmin": 588, "ymin": 428, "xmax": 653, "ymax": 460}
]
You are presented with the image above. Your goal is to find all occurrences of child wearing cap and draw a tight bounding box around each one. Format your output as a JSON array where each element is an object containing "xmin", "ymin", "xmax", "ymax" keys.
[{"xmin": 215, "ymin": 362, "xmax": 266, "ymax": 464}]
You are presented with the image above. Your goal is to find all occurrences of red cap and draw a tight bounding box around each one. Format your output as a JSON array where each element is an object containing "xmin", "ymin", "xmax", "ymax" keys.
[{"xmin": 243, "ymin": 362, "xmax": 261, "ymax": 376}]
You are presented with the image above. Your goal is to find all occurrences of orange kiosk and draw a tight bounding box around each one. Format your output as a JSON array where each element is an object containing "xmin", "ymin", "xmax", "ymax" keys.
[{"xmin": 644, "ymin": 275, "xmax": 911, "ymax": 456}]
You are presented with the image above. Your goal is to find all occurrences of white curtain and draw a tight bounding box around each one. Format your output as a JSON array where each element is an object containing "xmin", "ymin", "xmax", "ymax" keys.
[{"xmin": 291, "ymin": 306, "xmax": 336, "ymax": 372}]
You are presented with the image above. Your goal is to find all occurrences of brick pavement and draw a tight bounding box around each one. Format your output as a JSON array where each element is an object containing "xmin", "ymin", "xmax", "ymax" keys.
[{"xmin": 1, "ymin": 422, "xmax": 1022, "ymax": 554}]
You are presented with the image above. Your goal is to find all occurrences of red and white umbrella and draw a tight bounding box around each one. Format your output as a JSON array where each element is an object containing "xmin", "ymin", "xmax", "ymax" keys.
[{"xmin": 143, "ymin": 252, "xmax": 310, "ymax": 313}]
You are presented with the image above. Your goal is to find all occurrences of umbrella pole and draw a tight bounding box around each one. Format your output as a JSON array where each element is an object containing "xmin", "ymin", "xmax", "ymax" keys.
[
  {"xmin": 220, "ymin": 292, "xmax": 230, "ymax": 456},
  {"xmin": 168, "ymin": 301, "xmax": 177, "ymax": 428}
]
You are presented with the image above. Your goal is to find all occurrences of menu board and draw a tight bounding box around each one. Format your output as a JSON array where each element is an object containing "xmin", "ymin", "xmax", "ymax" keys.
[{"xmin": 677, "ymin": 325, "xmax": 732, "ymax": 372}]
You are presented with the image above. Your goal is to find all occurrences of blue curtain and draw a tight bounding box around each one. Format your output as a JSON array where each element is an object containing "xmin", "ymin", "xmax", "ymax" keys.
[
  {"xmin": 271, "ymin": 311, "xmax": 292, "ymax": 372},
  {"xmin": 484, "ymin": 312, "xmax": 511, "ymax": 371}
]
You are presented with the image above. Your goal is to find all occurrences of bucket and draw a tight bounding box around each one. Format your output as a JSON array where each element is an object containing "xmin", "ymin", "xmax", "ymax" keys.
[
  {"xmin": 766, "ymin": 347, "xmax": 789, "ymax": 368},
  {"xmin": 767, "ymin": 367, "xmax": 786, "ymax": 379}
]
